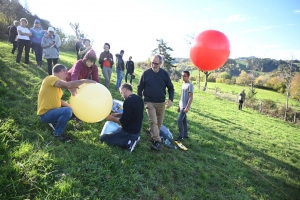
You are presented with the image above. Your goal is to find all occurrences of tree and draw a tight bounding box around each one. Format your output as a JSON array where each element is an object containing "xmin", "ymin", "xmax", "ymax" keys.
[
  {"xmin": 280, "ymin": 60, "xmax": 296, "ymax": 120},
  {"xmin": 236, "ymin": 70, "xmax": 250, "ymax": 85},
  {"xmin": 69, "ymin": 22, "xmax": 85, "ymax": 39},
  {"xmin": 152, "ymin": 39, "xmax": 176, "ymax": 73},
  {"xmin": 291, "ymin": 72, "xmax": 300, "ymax": 101}
]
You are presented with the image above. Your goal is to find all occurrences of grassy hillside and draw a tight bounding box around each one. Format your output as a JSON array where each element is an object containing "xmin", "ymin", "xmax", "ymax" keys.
[{"xmin": 0, "ymin": 41, "xmax": 299, "ymax": 199}]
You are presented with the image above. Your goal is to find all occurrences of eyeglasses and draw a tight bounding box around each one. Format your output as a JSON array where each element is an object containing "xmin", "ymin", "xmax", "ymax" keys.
[{"xmin": 152, "ymin": 62, "xmax": 160, "ymax": 66}]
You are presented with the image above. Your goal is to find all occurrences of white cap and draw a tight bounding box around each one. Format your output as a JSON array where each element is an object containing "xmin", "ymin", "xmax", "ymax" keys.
[{"xmin": 48, "ymin": 27, "xmax": 55, "ymax": 32}]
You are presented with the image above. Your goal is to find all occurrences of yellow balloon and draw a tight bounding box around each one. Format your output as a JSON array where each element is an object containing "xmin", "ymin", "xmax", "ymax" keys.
[{"xmin": 70, "ymin": 83, "xmax": 113, "ymax": 123}]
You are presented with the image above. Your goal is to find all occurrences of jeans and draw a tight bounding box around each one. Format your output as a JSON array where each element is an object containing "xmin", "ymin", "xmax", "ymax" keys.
[
  {"xmin": 145, "ymin": 102, "xmax": 165, "ymax": 142},
  {"xmin": 16, "ymin": 39, "xmax": 31, "ymax": 64},
  {"xmin": 32, "ymin": 42, "xmax": 43, "ymax": 65},
  {"xmin": 40, "ymin": 107, "xmax": 73, "ymax": 136},
  {"xmin": 47, "ymin": 58, "xmax": 58, "ymax": 75},
  {"xmin": 102, "ymin": 67, "xmax": 112, "ymax": 88},
  {"xmin": 11, "ymin": 41, "xmax": 18, "ymax": 54},
  {"xmin": 116, "ymin": 69, "xmax": 123, "ymax": 89},
  {"xmin": 177, "ymin": 109, "xmax": 188, "ymax": 138},
  {"xmin": 125, "ymin": 71, "xmax": 133, "ymax": 84},
  {"xmin": 100, "ymin": 127, "xmax": 140, "ymax": 147}
]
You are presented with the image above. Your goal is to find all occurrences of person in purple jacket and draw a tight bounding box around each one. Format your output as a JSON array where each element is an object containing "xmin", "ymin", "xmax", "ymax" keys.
[{"xmin": 66, "ymin": 49, "xmax": 100, "ymax": 96}]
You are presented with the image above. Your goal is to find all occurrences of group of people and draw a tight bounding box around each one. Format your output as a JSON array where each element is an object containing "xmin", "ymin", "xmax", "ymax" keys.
[
  {"xmin": 75, "ymin": 39, "xmax": 135, "ymax": 89},
  {"xmin": 8, "ymin": 18, "xmax": 61, "ymax": 74},
  {"xmin": 37, "ymin": 53, "xmax": 194, "ymax": 152}
]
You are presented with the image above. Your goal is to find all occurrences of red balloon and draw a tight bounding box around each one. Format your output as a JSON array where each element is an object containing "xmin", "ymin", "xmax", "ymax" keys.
[{"xmin": 190, "ymin": 30, "xmax": 230, "ymax": 71}]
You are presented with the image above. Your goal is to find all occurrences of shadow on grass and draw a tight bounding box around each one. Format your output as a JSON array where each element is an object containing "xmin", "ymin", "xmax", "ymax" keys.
[{"xmin": 184, "ymin": 116, "xmax": 300, "ymax": 200}]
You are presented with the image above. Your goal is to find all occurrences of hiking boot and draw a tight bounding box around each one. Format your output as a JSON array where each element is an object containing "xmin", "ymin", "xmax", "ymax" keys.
[
  {"xmin": 128, "ymin": 140, "xmax": 138, "ymax": 153},
  {"xmin": 55, "ymin": 135, "xmax": 71, "ymax": 143},
  {"xmin": 151, "ymin": 141, "xmax": 162, "ymax": 151}
]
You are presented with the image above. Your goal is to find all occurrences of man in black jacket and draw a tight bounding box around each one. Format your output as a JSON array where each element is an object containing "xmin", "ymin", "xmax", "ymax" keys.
[
  {"xmin": 100, "ymin": 83, "xmax": 144, "ymax": 152},
  {"xmin": 8, "ymin": 20, "xmax": 19, "ymax": 54},
  {"xmin": 137, "ymin": 54, "xmax": 174, "ymax": 151},
  {"xmin": 125, "ymin": 56, "xmax": 134, "ymax": 84}
]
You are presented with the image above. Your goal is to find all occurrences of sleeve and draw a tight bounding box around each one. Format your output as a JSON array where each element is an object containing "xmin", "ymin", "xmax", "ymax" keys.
[
  {"xmin": 41, "ymin": 36, "xmax": 50, "ymax": 48},
  {"xmin": 110, "ymin": 53, "xmax": 114, "ymax": 66},
  {"xmin": 125, "ymin": 61, "xmax": 128, "ymax": 70},
  {"xmin": 189, "ymin": 83, "xmax": 194, "ymax": 93},
  {"xmin": 55, "ymin": 34, "xmax": 61, "ymax": 48},
  {"xmin": 166, "ymin": 73, "xmax": 174, "ymax": 101},
  {"xmin": 91, "ymin": 65, "xmax": 100, "ymax": 83},
  {"xmin": 137, "ymin": 71, "xmax": 145, "ymax": 97},
  {"xmin": 70, "ymin": 62, "xmax": 81, "ymax": 81}
]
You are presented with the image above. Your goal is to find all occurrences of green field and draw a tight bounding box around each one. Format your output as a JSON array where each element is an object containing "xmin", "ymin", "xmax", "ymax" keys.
[
  {"xmin": 0, "ymin": 41, "xmax": 299, "ymax": 199},
  {"xmin": 189, "ymin": 70, "xmax": 300, "ymax": 110}
]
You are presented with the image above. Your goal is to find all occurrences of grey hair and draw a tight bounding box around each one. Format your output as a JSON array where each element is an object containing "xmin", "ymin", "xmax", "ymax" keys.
[{"xmin": 152, "ymin": 54, "xmax": 164, "ymax": 65}]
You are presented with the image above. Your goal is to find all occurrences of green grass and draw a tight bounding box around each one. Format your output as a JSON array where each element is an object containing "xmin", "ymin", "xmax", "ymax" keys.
[{"xmin": 0, "ymin": 40, "xmax": 300, "ymax": 199}]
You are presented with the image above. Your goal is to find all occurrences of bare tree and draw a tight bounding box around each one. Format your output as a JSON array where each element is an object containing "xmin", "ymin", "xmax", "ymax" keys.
[
  {"xmin": 281, "ymin": 58, "xmax": 296, "ymax": 121},
  {"xmin": 69, "ymin": 22, "xmax": 81, "ymax": 39},
  {"xmin": 184, "ymin": 31, "xmax": 203, "ymax": 90}
]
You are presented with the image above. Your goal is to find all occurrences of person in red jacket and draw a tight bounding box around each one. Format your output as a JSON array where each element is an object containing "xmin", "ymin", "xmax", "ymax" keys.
[{"xmin": 66, "ymin": 49, "xmax": 100, "ymax": 96}]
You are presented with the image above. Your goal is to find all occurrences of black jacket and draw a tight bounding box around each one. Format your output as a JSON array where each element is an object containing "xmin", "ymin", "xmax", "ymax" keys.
[
  {"xmin": 126, "ymin": 60, "xmax": 134, "ymax": 73},
  {"xmin": 115, "ymin": 54, "xmax": 125, "ymax": 71}
]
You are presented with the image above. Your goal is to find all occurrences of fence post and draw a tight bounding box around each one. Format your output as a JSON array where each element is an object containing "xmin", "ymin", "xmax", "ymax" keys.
[
  {"xmin": 294, "ymin": 112, "xmax": 297, "ymax": 123},
  {"xmin": 259, "ymin": 101, "xmax": 262, "ymax": 113}
]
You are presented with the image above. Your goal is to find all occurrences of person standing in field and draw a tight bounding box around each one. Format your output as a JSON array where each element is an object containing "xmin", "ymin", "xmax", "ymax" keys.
[
  {"xmin": 238, "ymin": 89, "xmax": 246, "ymax": 110},
  {"xmin": 30, "ymin": 19, "xmax": 45, "ymax": 67},
  {"xmin": 115, "ymin": 50, "xmax": 125, "ymax": 90},
  {"xmin": 8, "ymin": 20, "xmax": 19, "ymax": 54},
  {"xmin": 137, "ymin": 54, "xmax": 174, "ymax": 151},
  {"xmin": 78, "ymin": 39, "xmax": 92, "ymax": 59},
  {"xmin": 41, "ymin": 27, "xmax": 61, "ymax": 75},
  {"xmin": 16, "ymin": 18, "xmax": 32, "ymax": 64},
  {"xmin": 75, "ymin": 38, "xmax": 83, "ymax": 60},
  {"xmin": 125, "ymin": 56, "xmax": 134, "ymax": 84},
  {"xmin": 99, "ymin": 43, "xmax": 114, "ymax": 88},
  {"xmin": 176, "ymin": 71, "xmax": 193, "ymax": 141},
  {"xmin": 37, "ymin": 64, "xmax": 96, "ymax": 142}
]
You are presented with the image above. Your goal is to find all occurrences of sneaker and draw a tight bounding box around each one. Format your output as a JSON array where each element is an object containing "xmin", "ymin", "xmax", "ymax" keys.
[
  {"xmin": 128, "ymin": 140, "xmax": 138, "ymax": 153},
  {"xmin": 136, "ymin": 136, "xmax": 141, "ymax": 144},
  {"xmin": 151, "ymin": 141, "xmax": 162, "ymax": 151},
  {"xmin": 176, "ymin": 137, "xmax": 184, "ymax": 142},
  {"xmin": 48, "ymin": 123, "xmax": 56, "ymax": 131},
  {"xmin": 184, "ymin": 136, "xmax": 189, "ymax": 139},
  {"xmin": 55, "ymin": 135, "xmax": 71, "ymax": 143}
]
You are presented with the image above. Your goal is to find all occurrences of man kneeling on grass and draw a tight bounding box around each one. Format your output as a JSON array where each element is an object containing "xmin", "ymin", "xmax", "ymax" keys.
[
  {"xmin": 100, "ymin": 83, "xmax": 144, "ymax": 152},
  {"xmin": 37, "ymin": 64, "xmax": 96, "ymax": 142}
]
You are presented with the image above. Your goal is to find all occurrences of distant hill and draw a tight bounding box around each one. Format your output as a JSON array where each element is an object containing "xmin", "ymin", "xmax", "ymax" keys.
[{"xmin": 173, "ymin": 57, "xmax": 299, "ymax": 76}]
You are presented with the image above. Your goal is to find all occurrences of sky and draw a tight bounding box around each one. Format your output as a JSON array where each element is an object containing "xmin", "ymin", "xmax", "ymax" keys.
[{"xmin": 21, "ymin": 0, "xmax": 300, "ymax": 61}]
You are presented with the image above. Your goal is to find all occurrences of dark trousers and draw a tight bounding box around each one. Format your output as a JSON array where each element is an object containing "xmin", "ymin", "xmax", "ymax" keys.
[
  {"xmin": 11, "ymin": 41, "xmax": 18, "ymax": 54},
  {"xmin": 47, "ymin": 58, "xmax": 58, "ymax": 75},
  {"xmin": 16, "ymin": 39, "xmax": 31, "ymax": 64},
  {"xmin": 238, "ymin": 100, "xmax": 244, "ymax": 110},
  {"xmin": 125, "ymin": 71, "xmax": 133, "ymax": 84},
  {"xmin": 100, "ymin": 128, "xmax": 139, "ymax": 147},
  {"xmin": 32, "ymin": 42, "xmax": 43, "ymax": 65}
]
